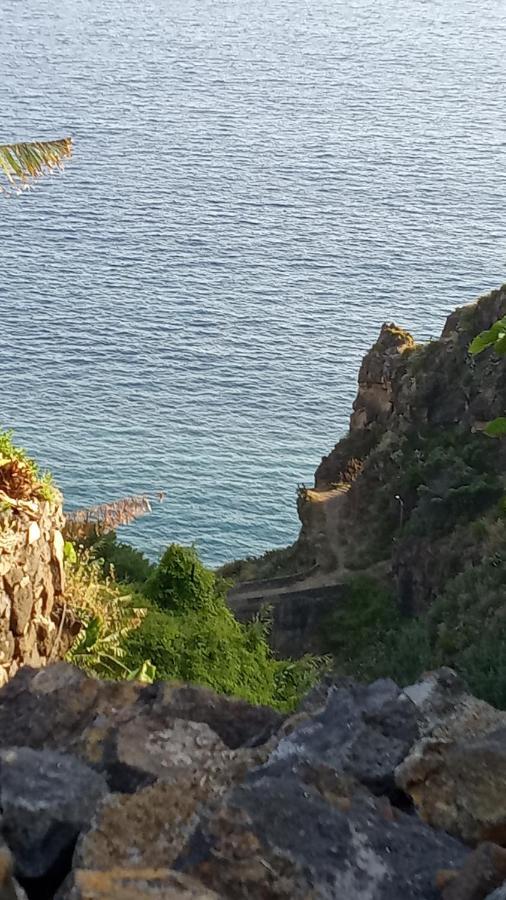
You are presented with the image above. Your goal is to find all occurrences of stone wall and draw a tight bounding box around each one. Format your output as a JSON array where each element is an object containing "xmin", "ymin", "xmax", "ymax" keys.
[
  {"xmin": 229, "ymin": 579, "xmax": 344, "ymax": 657},
  {"xmin": 0, "ymin": 496, "xmax": 65, "ymax": 687}
]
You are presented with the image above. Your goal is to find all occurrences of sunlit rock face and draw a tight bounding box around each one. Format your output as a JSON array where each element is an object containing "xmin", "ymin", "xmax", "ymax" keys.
[{"xmin": 0, "ymin": 494, "xmax": 67, "ymax": 687}]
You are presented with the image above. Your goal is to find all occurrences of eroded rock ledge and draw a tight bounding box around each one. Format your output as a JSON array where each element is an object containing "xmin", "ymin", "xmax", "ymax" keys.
[{"xmin": 1, "ymin": 665, "xmax": 506, "ymax": 899}]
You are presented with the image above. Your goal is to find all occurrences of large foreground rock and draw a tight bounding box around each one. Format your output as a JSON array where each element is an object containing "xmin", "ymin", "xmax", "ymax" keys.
[
  {"xmin": 75, "ymin": 778, "xmax": 228, "ymax": 872},
  {"xmin": 176, "ymin": 772, "xmax": 467, "ymax": 899},
  {"xmin": 0, "ymin": 748, "xmax": 108, "ymax": 881},
  {"xmin": 0, "ymin": 663, "xmax": 282, "ymax": 759},
  {"xmin": 6, "ymin": 663, "xmax": 506, "ymax": 898},
  {"xmin": 271, "ymin": 675, "xmax": 420, "ymax": 798},
  {"xmin": 396, "ymin": 670, "xmax": 506, "ymax": 843}
]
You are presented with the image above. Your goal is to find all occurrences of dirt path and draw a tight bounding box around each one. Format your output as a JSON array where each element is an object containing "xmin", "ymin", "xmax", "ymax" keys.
[{"xmin": 230, "ymin": 484, "xmax": 352, "ymax": 605}]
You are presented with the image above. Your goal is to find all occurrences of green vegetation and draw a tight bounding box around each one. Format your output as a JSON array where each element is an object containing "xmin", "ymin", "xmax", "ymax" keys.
[
  {"xmin": 0, "ymin": 430, "xmax": 55, "ymax": 502},
  {"xmin": 392, "ymin": 429, "xmax": 501, "ymax": 538},
  {"xmin": 323, "ymin": 538, "xmax": 506, "ymax": 708},
  {"xmin": 0, "ymin": 431, "xmax": 39, "ymax": 479},
  {"xmin": 323, "ymin": 575, "xmax": 432, "ymax": 686},
  {"xmin": 0, "ymin": 432, "xmax": 320, "ymax": 711},
  {"xmin": 470, "ymin": 314, "xmax": 506, "ymax": 436},
  {"xmin": 347, "ymin": 425, "xmax": 502, "ymax": 569},
  {"xmin": 86, "ymin": 530, "xmax": 155, "ymax": 586},
  {"xmin": 125, "ymin": 544, "xmax": 322, "ymax": 710},
  {"xmin": 64, "ymin": 551, "xmax": 149, "ymax": 680},
  {"xmin": 62, "ymin": 541, "xmax": 322, "ymax": 711},
  {"xmin": 322, "ymin": 310, "xmax": 506, "ymax": 704}
]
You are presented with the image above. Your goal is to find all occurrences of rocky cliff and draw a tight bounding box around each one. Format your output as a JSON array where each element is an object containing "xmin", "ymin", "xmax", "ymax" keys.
[
  {"xmin": 229, "ymin": 283, "xmax": 506, "ymax": 647},
  {"xmin": 300, "ymin": 283, "xmax": 506, "ymax": 607},
  {"xmin": 3, "ymin": 663, "xmax": 506, "ymax": 899}
]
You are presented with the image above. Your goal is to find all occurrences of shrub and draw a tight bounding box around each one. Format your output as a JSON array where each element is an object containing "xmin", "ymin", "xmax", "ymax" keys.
[
  {"xmin": 216, "ymin": 543, "xmax": 299, "ymax": 584},
  {"xmin": 90, "ymin": 531, "xmax": 154, "ymax": 585},
  {"xmin": 323, "ymin": 558, "xmax": 506, "ymax": 710},
  {"xmin": 146, "ymin": 544, "xmax": 217, "ymax": 613},
  {"xmin": 323, "ymin": 576, "xmax": 404, "ymax": 679},
  {"xmin": 124, "ymin": 543, "xmax": 323, "ymax": 710}
]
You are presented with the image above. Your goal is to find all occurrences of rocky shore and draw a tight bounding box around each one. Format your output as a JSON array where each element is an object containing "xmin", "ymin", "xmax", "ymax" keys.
[{"xmin": 2, "ymin": 664, "xmax": 506, "ymax": 899}]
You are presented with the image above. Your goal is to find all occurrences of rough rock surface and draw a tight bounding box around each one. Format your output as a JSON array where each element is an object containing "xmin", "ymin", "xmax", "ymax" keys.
[
  {"xmin": 441, "ymin": 843, "xmax": 506, "ymax": 900},
  {"xmin": 311, "ymin": 285, "xmax": 506, "ymax": 608},
  {"xmin": 396, "ymin": 670, "xmax": 506, "ymax": 844},
  {"xmin": 0, "ymin": 748, "xmax": 108, "ymax": 881},
  {"xmin": 226, "ymin": 284, "xmax": 506, "ymax": 646},
  {"xmin": 4, "ymin": 663, "xmax": 506, "ymax": 899},
  {"xmin": 177, "ymin": 773, "xmax": 466, "ymax": 900},
  {"xmin": 269, "ymin": 676, "xmax": 420, "ymax": 798},
  {"xmin": 0, "ymin": 497, "xmax": 66, "ymax": 687},
  {"xmin": 227, "ymin": 285, "xmax": 506, "ymax": 632},
  {"xmin": 486, "ymin": 887, "xmax": 506, "ymax": 900},
  {"xmin": 75, "ymin": 777, "xmax": 232, "ymax": 872},
  {"xmin": 57, "ymin": 869, "xmax": 220, "ymax": 899}
]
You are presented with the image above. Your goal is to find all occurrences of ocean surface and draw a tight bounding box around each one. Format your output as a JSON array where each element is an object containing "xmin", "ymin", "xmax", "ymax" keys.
[{"xmin": 1, "ymin": 0, "xmax": 506, "ymax": 564}]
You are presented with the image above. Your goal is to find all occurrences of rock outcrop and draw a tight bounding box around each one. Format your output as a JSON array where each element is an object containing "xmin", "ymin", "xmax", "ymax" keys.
[
  {"xmin": 228, "ymin": 283, "xmax": 506, "ymax": 642},
  {"xmin": 3, "ymin": 664, "xmax": 506, "ymax": 899},
  {"xmin": 0, "ymin": 496, "xmax": 66, "ymax": 687},
  {"xmin": 305, "ymin": 285, "xmax": 506, "ymax": 608}
]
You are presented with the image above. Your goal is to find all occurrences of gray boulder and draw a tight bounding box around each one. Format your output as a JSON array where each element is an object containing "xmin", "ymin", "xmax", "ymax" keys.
[
  {"xmin": 176, "ymin": 769, "xmax": 468, "ymax": 899},
  {"xmin": 0, "ymin": 747, "xmax": 108, "ymax": 880},
  {"xmin": 486, "ymin": 887, "xmax": 506, "ymax": 900},
  {"xmin": 396, "ymin": 670, "xmax": 506, "ymax": 843},
  {"xmin": 271, "ymin": 676, "xmax": 420, "ymax": 797}
]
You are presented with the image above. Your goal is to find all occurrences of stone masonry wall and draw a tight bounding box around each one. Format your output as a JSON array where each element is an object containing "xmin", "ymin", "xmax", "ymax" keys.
[{"xmin": 0, "ymin": 496, "xmax": 65, "ymax": 687}]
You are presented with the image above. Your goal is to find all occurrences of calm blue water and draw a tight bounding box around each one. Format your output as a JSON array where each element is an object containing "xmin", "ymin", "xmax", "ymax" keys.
[{"xmin": 1, "ymin": 0, "xmax": 506, "ymax": 564}]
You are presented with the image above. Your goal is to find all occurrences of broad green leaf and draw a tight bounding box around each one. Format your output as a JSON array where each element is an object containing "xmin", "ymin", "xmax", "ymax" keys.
[
  {"xmin": 484, "ymin": 418, "xmax": 506, "ymax": 438},
  {"xmin": 129, "ymin": 659, "xmax": 157, "ymax": 683},
  {"xmin": 63, "ymin": 541, "xmax": 77, "ymax": 564},
  {"xmin": 494, "ymin": 334, "xmax": 506, "ymax": 355},
  {"xmin": 469, "ymin": 332, "xmax": 495, "ymax": 355},
  {"xmin": 469, "ymin": 317, "xmax": 506, "ymax": 354}
]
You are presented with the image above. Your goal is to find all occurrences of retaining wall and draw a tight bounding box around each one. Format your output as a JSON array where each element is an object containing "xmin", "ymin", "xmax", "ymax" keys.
[{"xmin": 0, "ymin": 496, "xmax": 65, "ymax": 686}]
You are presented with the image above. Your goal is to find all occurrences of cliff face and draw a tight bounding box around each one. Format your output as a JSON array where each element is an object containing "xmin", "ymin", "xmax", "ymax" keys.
[{"xmin": 295, "ymin": 283, "xmax": 506, "ymax": 613}]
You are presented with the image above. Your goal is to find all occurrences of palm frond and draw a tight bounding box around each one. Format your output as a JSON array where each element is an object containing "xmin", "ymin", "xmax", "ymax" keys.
[{"xmin": 0, "ymin": 137, "xmax": 73, "ymax": 195}]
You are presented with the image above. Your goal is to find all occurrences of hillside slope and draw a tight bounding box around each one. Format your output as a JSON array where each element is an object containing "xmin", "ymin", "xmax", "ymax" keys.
[
  {"xmin": 227, "ymin": 284, "xmax": 506, "ymax": 694},
  {"xmin": 297, "ymin": 282, "xmax": 506, "ymax": 611}
]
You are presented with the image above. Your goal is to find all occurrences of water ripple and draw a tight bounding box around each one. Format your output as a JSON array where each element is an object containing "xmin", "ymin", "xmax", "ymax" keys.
[{"xmin": 1, "ymin": 0, "xmax": 505, "ymax": 562}]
